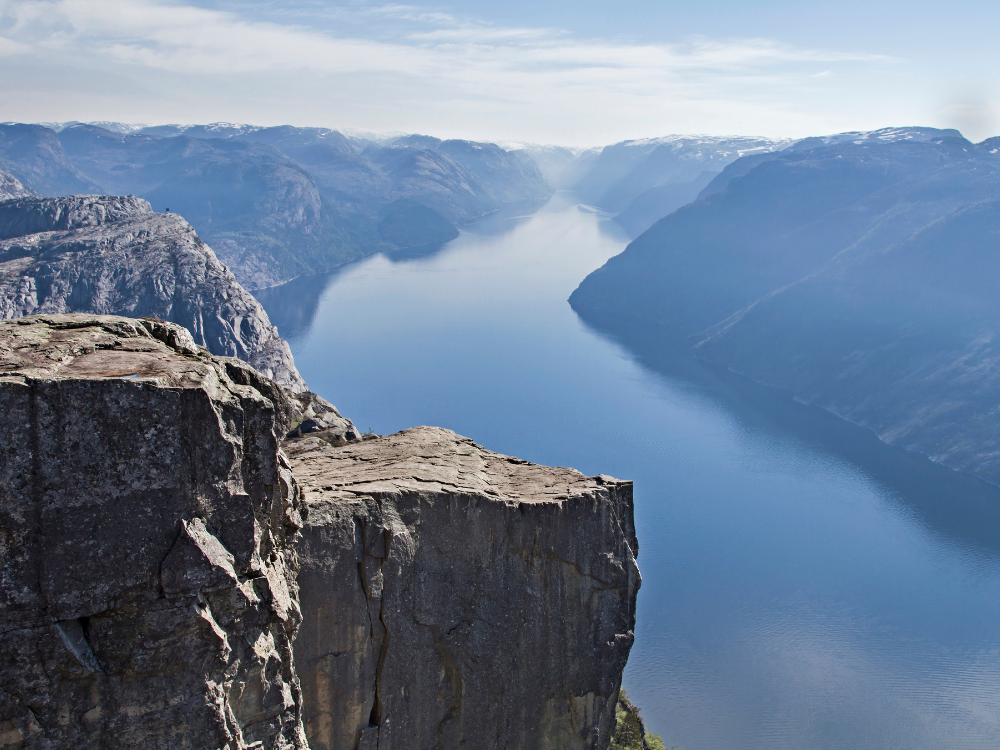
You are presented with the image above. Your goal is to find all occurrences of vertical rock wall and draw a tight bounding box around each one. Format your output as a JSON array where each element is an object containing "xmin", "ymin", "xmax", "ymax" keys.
[
  {"xmin": 287, "ymin": 427, "xmax": 641, "ymax": 750},
  {"xmin": 0, "ymin": 315, "xmax": 308, "ymax": 749}
]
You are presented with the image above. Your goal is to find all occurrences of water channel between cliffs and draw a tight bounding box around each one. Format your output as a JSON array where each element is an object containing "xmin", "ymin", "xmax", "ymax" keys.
[{"xmin": 257, "ymin": 192, "xmax": 1000, "ymax": 750}]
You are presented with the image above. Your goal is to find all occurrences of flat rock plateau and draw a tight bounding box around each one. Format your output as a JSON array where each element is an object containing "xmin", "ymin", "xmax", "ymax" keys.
[
  {"xmin": 287, "ymin": 426, "xmax": 640, "ymax": 750},
  {"xmin": 0, "ymin": 314, "xmax": 639, "ymax": 750}
]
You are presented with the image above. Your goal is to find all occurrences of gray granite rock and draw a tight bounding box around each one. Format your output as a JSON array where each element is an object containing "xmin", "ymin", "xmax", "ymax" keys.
[
  {"xmin": 286, "ymin": 426, "xmax": 640, "ymax": 750},
  {"xmin": 0, "ymin": 194, "xmax": 306, "ymax": 391},
  {"xmin": 285, "ymin": 389, "xmax": 360, "ymax": 444},
  {"xmin": 0, "ymin": 314, "xmax": 308, "ymax": 749},
  {"xmin": 0, "ymin": 169, "xmax": 33, "ymax": 202}
]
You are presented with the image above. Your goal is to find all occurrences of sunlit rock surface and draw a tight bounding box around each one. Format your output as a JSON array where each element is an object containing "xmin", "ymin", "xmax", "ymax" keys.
[
  {"xmin": 0, "ymin": 168, "xmax": 33, "ymax": 202},
  {"xmin": 287, "ymin": 426, "xmax": 640, "ymax": 750},
  {"xmin": 0, "ymin": 195, "xmax": 306, "ymax": 391},
  {"xmin": 0, "ymin": 314, "xmax": 308, "ymax": 749}
]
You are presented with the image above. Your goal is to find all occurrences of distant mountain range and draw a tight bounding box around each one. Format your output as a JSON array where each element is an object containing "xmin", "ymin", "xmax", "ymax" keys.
[
  {"xmin": 571, "ymin": 126, "xmax": 1000, "ymax": 484},
  {"xmin": 0, "ymin": 122, "xmax": 552, "ymax": 289},
  {"xmin": 567, "ymin": 135, "xmax": 790, "ymax": 237}
]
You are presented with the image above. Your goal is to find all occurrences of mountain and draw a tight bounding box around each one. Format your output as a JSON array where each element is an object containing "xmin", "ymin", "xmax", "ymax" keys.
[
  {"xmin": 434, "ymin": 139, "xmax": 550, "ymax": 206},
  {"xmin": 0, "ymin": 194, "xmax": 306, "ymax": 390},
  {"xmin": 370, "ymin": 136, "xmax": 551, "ymax": 219},
  {"xmin": 0, "ymin": 122, "xmax": 553, "ymax": 289},
  {"xmin": 53, "ymin": 123, "xmax": 377, "ymax": 290},
  {"xmin": 0, "ymin": 168, "xmax": 33, "ymax": 201},
  {"xmin": 366, "ymin": 143, "xmax": 492, "ymax": 223},
  {"xmin": 237, "ymin": 125, "xmax": 387, "ymax": 204},
  {"xmin": 570, "ymin": 135, "xmax": 789, "ymax": 236},
  {"xmin": 0, "ymin": 123, "xmax": 101, "ymax": 195},
  {"xmin": 571, "ymin": 127, "xmax": 1000, "ymax": 484},
  {"xmin": 508, "ymin": 144, "xmax": 598, "ymax": 187}
]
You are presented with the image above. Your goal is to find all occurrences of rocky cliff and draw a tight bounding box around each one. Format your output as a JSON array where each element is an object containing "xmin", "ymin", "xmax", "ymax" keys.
[
  {"xmin": 287, "ymin": 426, "xmax": 640, "ymax": 750},
  {"xmin": 0, "ymin": 123, "xmax": 556, "ymax": 289},
  {"xmin": 0, "ymin": 195, "xmax": 306, "ymax": 391},
  {"xmin": 0, "ymin": 315, "xmax": 307, "ymax": 749},
  {"xmin": 0, "ymin": 315, "xmax": 640, "ymax": 750},
  {"xmin": 0, "ymin": 169, "xmax": 33, "ymax": 202}
]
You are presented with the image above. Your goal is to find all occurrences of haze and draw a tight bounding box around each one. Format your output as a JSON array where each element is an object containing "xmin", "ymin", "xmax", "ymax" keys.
[{"xmin": 2, "ymin": 0, "xmax": 999, "ymax": 144}]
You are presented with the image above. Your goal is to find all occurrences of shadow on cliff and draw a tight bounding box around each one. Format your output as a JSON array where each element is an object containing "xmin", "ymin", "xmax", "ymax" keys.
[
  {"xmin": 254, "ymin": 200, "xmax": 547, "ymax": 344},
  {"xmin": 572, "ymin": 305, "xmax": 1000, "ymax": 561},
  {"xmin": 252, "ymin": 241, "xmax": 454, "ymax": 343}
]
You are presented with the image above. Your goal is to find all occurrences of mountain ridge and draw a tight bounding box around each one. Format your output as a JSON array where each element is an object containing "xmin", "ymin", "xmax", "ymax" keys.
[{"xmin": 571, "ymin": 126, "xmax": 1000, "ymax": 483}]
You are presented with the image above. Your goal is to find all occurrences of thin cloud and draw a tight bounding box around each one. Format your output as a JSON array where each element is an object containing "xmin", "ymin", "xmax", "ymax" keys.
[{"xmin": 0, "ymin": 0, "xmax": 905, "ymax": 142}]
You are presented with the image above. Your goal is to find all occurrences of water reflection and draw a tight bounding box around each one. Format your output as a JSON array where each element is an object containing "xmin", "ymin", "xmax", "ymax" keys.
[
  {"xmin": 264, "ymin": 194, "xmax": 1000, "ymax": 749},
  {"xmin": 575, "ymin": 310, "xmax": 1000, "ymax": 563}
]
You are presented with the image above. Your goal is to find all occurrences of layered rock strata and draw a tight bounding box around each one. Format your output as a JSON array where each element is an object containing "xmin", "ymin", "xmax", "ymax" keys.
[
  {"xmin": 286, "ymin": 426, "xmax": 640, "ymax": 750},
  {"xmin": 0, "ymin": 195, "xmax": 306, "ymax": 391},
  {"xmin": 0, "ymin": 314, "xmax": 308, "ymax": 749}
]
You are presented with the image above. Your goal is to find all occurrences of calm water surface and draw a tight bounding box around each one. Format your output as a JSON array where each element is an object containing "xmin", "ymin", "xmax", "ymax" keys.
[{"xmin": 258, "ymin": 194, "xmax": 1000, "ymax": 750}]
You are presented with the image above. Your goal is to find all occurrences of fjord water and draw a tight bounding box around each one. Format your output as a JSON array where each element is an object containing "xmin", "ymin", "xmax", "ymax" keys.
[{"xmin": 258, "ymin": 194, "xmax": 1000, "ymax": 749}]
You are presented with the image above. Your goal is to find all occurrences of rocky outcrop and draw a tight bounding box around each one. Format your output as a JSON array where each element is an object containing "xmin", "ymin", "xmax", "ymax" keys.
[
  {"xmin": 0, "ymin": 195, "xmax": 306, "ymax": 391},
  {"xmin": 286, "ymin": 426, "xmax": 640, "ymax": 750},
  {"xmin": 0, "ymin": 314, "xmax": 638, "ymax": 749},
  {"xmin": 0, "ymin": 169, "xmax": 33, "ymax": 202},
  {"xmin": 0, "ymin": 314, "xmax": 307, "ymax": 749},
  {"xmin": 285, "ymin": 389, "xmax": 361, "ymax": 444}
]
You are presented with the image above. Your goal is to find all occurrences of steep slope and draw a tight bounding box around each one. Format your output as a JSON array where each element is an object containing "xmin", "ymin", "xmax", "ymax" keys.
[
  {"xmin": 612, "ymin": 171, "xmax": 717, "ymax": 238},
  {"xmin": 570, "ymin": 135, "xmax": 788, "ymax": 236},
  {"xmin": 435, "ymin": 139, "xmax": 551, "ymax": 206},
  {"xmin": 0, "ymin": 167, "xmax": 34, "ymax": 201},
  {"xmin": 0, "ymin": 315, "xmax": 308, "ymax": 749},
  {"xmin": 238, "ymin": 125, "xmax": 388, "ymax": 204},
  {"xmin": 0, "ymin": 123, "xmax": 101, "ymax": 195},
  {"xmin": 0, "ymin": 195, "xmax": 306, "ymax": 390},
  {"xmin": 571, "ymin": 127, "xmax": 1000, "ymax": 483},
  {"xmin": 367, "ymin": 144, "xmax": 492, "ymax": 223},
  {"xmin": 288, "ymin": 426, "xmax": 639, "ymax": 750}
]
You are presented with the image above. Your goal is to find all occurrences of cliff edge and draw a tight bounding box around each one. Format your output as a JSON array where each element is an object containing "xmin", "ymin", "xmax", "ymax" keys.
[
  {"xmin": 287, "ymin": 426, "xmax": 640, "ymax": 750},
  {"xmin": 0, "ymin": 314, "xmax": 640, "ymax": 750},
  {"xmin": 0, "ymin": 314, "xmax": 307, "ymax": 748}
]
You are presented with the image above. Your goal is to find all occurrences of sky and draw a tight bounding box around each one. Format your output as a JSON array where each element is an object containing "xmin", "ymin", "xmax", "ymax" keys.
[{"xmin": 0, "ymin": 0, "xmax": 998, "ymax": 146}]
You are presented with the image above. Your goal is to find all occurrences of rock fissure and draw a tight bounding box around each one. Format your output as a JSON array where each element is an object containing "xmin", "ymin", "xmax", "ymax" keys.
[
  {"xmin": 287, "ymin": 427, "xmax": 639, "ymax": 750},
  {"xmin": 1, "ymin": 314, "xmax": 638, "ymax": 750}
]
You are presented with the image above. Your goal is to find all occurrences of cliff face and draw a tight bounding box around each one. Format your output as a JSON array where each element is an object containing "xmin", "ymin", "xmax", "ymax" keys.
[
  {"xmin": 0, "ymin": 313, "xmax": 640, "ymax": 750},
  {"xmin": 287, "ymin": 427, "xmax": 640, "ymax": 750},
  {"xmin": 0, "ymin": 195, "xmax": 306, "ymax": 391},
  {"xmin": 0, "ymin": 168, "xmax": 33, "ymax": 201},
  {"xmin": 0, "ymin": 315, "xmax": 307, "ymax": 749}
]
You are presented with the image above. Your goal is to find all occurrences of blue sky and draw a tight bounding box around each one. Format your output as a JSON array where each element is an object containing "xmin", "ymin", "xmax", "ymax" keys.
[{"xmin": 1, "ymin": 0, "xmax": 997, "ymax": 145}]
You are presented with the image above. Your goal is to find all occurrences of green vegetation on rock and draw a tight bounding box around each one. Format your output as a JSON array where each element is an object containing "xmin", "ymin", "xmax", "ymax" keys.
[{"xmin": 610, "ymin": 690, "xmax": 670, "ymax": 750}]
